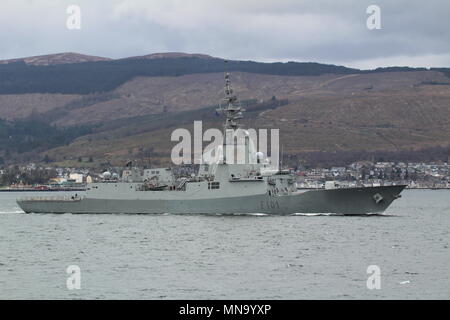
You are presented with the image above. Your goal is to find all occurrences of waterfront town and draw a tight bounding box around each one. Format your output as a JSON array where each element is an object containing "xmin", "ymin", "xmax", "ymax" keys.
[
  {"xmin": 295, "ymin": 161, "xmax": 450, "ymax": 189},
  {"xmin": 0, "ymin": 160, "xmax": 449, "ymax": 191}
]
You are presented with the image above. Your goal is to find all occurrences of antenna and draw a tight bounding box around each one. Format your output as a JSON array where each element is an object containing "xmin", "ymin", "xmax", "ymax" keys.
[{"xmin": 216, "ymin": 60, "xmax": 245, "ymax": 130}]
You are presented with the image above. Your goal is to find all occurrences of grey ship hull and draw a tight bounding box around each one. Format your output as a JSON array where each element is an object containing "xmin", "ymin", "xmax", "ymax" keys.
[{"xmin": 17, "ymin": 185, "xmax": 405, "ymax": 215}]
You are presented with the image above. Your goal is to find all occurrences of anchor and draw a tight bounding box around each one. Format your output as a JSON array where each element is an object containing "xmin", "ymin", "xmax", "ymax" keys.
[{"xmin": 373, "ymin": 193, "xmax": 384, "ymax": 204}]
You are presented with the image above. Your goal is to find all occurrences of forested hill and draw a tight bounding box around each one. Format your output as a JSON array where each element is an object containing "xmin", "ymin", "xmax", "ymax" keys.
[
  {"xmin": 0, "ymin": 118, "xmax": 91, "ymax": 163},
  {"xmin": 0, "ymin": 57, "xmax": 356, "ymax": 94},
  {"xmin": 0, "ymin": 52, "xmax": 449, "ymax": 167},
  {"xmin": 1, "ymin": 53, "xmax": 445, "ymax": 95}
]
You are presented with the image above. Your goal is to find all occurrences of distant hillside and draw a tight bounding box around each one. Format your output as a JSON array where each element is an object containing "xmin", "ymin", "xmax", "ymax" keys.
[
  {"xmin": 38, "ymin": 84, "xmax": 450, "ymax": 168},
  {"xmin": 0, "ymin": 117, "xmax": 91, "ymax": 163},
  {"xmin": 121, "ymin": 52, "xmax": 216, "ymax": 60},
  {"xmin": 1, "ymin": 53, "xmax": 448, "ymax": 97},
  {"xmin": 0, "ymin": 57, "xmax": 361, "ymax": 95},
  {"xmin": 0, "ymin": 52, "xmax": 111, "ymax": 66},
  {"xmin": 1, "ymin": 52, "xmax": 448, "ymax": 96},
  {"xmin": 0, "ymin": 52, "xmax": 449, "ymax": 167}
]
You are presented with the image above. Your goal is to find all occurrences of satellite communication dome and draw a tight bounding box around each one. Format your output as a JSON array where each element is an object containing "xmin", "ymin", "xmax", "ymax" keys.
[{"xmin": 256, "ymin": 152, "xmax": 264, "ymax": 159}]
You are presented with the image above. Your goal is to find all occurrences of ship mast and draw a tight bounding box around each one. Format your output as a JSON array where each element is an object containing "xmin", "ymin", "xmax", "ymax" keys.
[
  {"xmin": 216, "ymin": 62, "xmax": 249, "ymax": 165},
  {"xmin": 217, "ymin": 61, "xmax": 245, "ymax": 130}
]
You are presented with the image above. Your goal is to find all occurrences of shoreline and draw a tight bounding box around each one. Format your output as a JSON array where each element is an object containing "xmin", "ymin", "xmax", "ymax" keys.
[{"xmin": 0, "ymin": 188, "xmax": 86, "ymax": 192}]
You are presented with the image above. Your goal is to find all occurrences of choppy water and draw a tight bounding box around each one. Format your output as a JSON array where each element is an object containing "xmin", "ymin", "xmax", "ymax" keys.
[{"xmin": 0, "ymin": 190, "xmax": 449, "ymax": 299}]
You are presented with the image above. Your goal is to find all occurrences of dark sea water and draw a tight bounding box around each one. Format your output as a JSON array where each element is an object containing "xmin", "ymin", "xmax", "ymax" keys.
[{"xmin": 0, "ymin": 190, "xmax": 449, "ymax": 299}]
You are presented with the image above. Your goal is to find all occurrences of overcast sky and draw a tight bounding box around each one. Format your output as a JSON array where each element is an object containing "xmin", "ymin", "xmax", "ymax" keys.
[{"xmin": 0, "ymin": 0, "xmax": 449, "ymax": 69}]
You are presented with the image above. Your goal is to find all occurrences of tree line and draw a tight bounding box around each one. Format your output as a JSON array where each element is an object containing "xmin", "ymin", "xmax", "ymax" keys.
[
  {"xmin": 2, "ymin": 57, "xmax": 440, "ymax": 95},
  {"xmin": 0, "ymin": 118, "xmax": 92, "ymax": 162}
]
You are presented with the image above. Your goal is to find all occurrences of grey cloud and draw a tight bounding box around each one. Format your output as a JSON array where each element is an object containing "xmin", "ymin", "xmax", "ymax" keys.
[{"xmin": 0, "ymin": 0, "xmax": 449, "ymax": 69}]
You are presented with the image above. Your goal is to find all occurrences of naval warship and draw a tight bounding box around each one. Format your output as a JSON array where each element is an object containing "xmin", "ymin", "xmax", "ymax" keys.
[{"xmin": 17, "ymin": 72, "xmax": 405, "ymax": 215}]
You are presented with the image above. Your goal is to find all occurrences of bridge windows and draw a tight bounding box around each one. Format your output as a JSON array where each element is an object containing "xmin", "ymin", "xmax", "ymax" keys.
[{"xmin": 208, "ymin": 182, "xmax": 220, "ymax": 190}]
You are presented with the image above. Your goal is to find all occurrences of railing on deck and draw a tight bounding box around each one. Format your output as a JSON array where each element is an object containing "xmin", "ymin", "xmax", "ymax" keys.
[{"xmin": 19, "ymin": 196, "xmax": 82, "ymax": 202}]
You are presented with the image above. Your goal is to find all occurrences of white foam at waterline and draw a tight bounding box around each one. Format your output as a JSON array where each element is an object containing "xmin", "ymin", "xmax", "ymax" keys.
[
  {"xmin": 0, "ymin": 210, "xmax": 25, "ymax": 213},
  {"xmin": 290, "ymin": 212, "xmax": 335, "ymax": 216},
  {"xmin": 230, "ymin": 212, "xmax": 269, "ymax": 216}
]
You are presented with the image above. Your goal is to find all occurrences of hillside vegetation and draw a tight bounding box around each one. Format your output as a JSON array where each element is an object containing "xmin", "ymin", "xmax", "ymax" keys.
[{"xmin": 0, "ymin": 53, "xmax": 449, "ymax": 167}]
